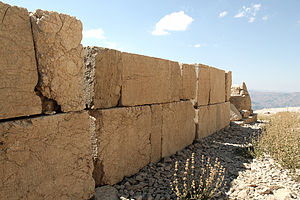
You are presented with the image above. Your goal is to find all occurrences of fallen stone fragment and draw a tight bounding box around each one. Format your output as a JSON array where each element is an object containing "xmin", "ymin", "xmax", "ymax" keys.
[
  {"xmin": 230, "ymin": 103, "xmax": 242, "ymax": 121},
  {"xmin": 94, "ymin": 185, "xmax": 119, "ymax": 200},
  {"xmin": 0, "ymin": 2, "xmax": 41, "ymax": 119}
]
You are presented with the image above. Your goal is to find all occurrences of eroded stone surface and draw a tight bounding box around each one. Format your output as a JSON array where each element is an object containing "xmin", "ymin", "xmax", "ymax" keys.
[
  {"xmin": 84, "ymin": 47, "xmax": 122, "ymax": 109},
  {"xmin": 181, "ymin": 64, "xmax": 196, "ymax": 100},
  {"xmin": 230, "ymin": 103, "xmax": 242, "ymax": 121},
  {"xmin": 0, "ymin": 112, "xmax": 94, "ymax": 199},
  {"xmin": 150, "ymin": 104, "xmax": 163, "ymax": 163},
  {"xmin": 230, "ymin": 95, "xmax": 252, "ymax": 112},
  {"xmin": 225, "ymin": 71, "xmax": 232, "ymax": 102},
  {"xmin": 90, "ymin": 106, "xmax": 151, "ymax": 186},
  {"xmin": 0, "ymin": 2, "xmax": 41, "ymax": 119},
  {"xmin": 197, "ymin": 102, "xmax": 230, "ymax": 138},
  {"xmin": 197, "ymin": 64, "xmax": 210, "ymax": 106},
  {"xmin": 210, "ymin": 67, "xmax": 225, "ymax": 104},
  {"xmin": 31, "ymin": 10, "xmax": 85, "ymax": 112},
  {"xmin": 121, "ymin": 53, "xmax": 181, "ymax": 106},
  {"xmin": 161, "ymin": 101, "xmax": 195, "ymax": 158}
]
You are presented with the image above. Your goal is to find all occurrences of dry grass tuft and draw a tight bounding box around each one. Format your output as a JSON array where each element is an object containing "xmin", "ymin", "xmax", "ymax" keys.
[
  {"xmin": 171, "ymin": 153, "xmax": 226, "ymax": 200},
  {"xmin": 252, "ymin": 112, "xmax": 300, "ymax": 172}
]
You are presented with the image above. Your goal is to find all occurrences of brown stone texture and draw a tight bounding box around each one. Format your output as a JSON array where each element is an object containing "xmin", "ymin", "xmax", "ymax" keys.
[
  {"xmin": 230, "ymin": 103, "xmax": 242, "ymax": 121},
  {"xmin": 31, "ymin": 10, "xmax": 85, "ymax": 112},
  {"xmin": 210, "ymin": 67, "xmax": 225, "ymax": 104},
  {"xmin": 0, "ymin": 112, "xmax": 95, "ymax": 199},
  {"xmin": 197, "ymin": 102, "xmax": 230, "ymax": 139},
  {"xmin": 230, "ymin": 95, "xmax": 252, "ymax": 112},
  {"xmin": 150, "ymin": 104, "xmax": 163, "ymax": 163},
  {"xmin": 225, "ymin": 71, "xmax": 232, "ymax": 102},
  {"xmin": 0, "ymin": 2, "xmax": 41, "ymax": 119},
  {"xmin": 91, "ymin": 106, "xmax": 151, "ymax": 185},
  {"xmin": 181, "ymin": 64, "xmax": 196, "ymax": 100},
  {"xmin": 197, "ymin": 64, "xmax": 210, "ymax": 106},
  {"xmin": 84, "ymin": 47, "xmax": 122, "ymax": 109},
  {"xmin": 161, "ymin": 101, "xmax": 195, "ymax": 158},
  {"xmin": 121, "ymin": 53, "xmax": 181, "ymax": 106},
  {"xmin": 231, "ymin": 84, "xmax": 241, "ymax": 96}
]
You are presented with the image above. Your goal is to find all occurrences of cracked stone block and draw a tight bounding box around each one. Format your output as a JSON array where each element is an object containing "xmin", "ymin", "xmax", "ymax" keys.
[
  {"xmin": 0, "ymin": 2, "xmax": 42, "ymax": 119},
  {"xmin": 90, "ymin": 106, "xmax": 151, "ymax": 185},
  {"xmin": 197, "ymin": 64, "xmax": 210, "ymax": 106},
  {"xmin": 121, "ymin": 53, "xmax": 181, "ymax": 106},
  {"xmin": 84, "ymin": 47, "xmax": 122, "ymax": 109},
  {"xmin": 31, "ymin": 10, "xmax": 85, "ymax": 112},
  {"xmin": 197, "ymin": 102, "xmax": 230, "ymax": 139},
  {"xmin": 0, "ymin": 112, "xmax": 95, "ymax": 199},
  {"xmin": 161, "ymin": 101, "xmax": 195, "ymax": 158},
  {"xmin": 210, "ymin": 67, "xmax": 225, "ymax": 104},
  {"xmin": 181, "ymin": 64, "xmax": 197, "ymax": 100},
  {"xmin": 225, "ymin": 71, "xmax": 232, "ymax": 102},
  {"xmin": 150, "ymin": 104, "xmax": 163, "ymax": 163}
]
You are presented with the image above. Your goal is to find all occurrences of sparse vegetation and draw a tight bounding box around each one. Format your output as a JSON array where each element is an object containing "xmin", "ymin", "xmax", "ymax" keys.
[
  {"xmin": 252, "ymin": 112, "xmax": 300, "ymax": 172},
  {"xmin": 171, "ymin": 153, "xmax": 226, "ymax": 200}
]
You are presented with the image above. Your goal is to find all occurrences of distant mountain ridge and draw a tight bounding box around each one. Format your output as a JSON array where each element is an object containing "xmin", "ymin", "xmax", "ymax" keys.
[{"xmin": 249, "ymin": 90, "xmax": 300, "ymax": 111}]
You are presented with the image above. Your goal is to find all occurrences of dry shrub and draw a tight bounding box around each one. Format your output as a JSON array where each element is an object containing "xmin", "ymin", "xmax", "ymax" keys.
[
  {"xmin": 171, "ymin": 153, "xmax": 226, "ymax": 200},
  {"xmin": 253, "ymin": 112, "xmax": 300, "ymax": 171}
]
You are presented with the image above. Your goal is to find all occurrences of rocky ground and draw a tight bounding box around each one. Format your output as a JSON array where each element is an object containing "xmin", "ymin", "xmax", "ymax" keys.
[{"xmin": 93, "ymin": 122, "xmax": 300, "ymax": 200}]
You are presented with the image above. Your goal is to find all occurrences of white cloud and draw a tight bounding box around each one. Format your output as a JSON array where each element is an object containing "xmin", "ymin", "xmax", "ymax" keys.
[
  {"xmin": 152, "ymin": 11, "xmax": 194, "ymax": 36},
  {"xmin": 194, "ymin": 44, "xmax": 201, "ymax": 48},
  {"xmin": 82, "ymin": 28, "xmax": 105, "ymax": 40},
  {"xmin": 234, "ymin": 11, "xmax": 245, "ymax": 18},
  {"xmin": 234, "ymin": 4, "xmax": 262, "ymax": 22},
  {"xmin": 298, "ymin": 20, "xmax": 300, "ymax": 24},
  {"xmin": 249, "ymin": 17, "xmax": 255, "ymax": 23},
  {"xmin": 219, "ymin": 11, "xmax": 228, "ymax": 18},
  {"xmin": 262, "ymin": 16, "xmax": 268, "ymax": 21}
]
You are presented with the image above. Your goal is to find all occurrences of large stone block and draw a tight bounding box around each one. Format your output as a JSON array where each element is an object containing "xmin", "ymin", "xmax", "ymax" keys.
[
  {"xmin": 0, "ymin": 112, "xmax": 94, "ymax": 199},
  {"xmin": 197, "ymin": 64, "xmax": 210, "ymax": 106},
  {"xmin": 0, "ymin": 2, "xmax": 41, "ymax": 119},
  {"xmin": 90, "ymin": 106, "xmax": 151, "ymax": 185},
  {"xmin": 197, "ymin": 102, "xmax": 230, "ymax": 139},
  {"xmin": 225, "ymin": 71, "xmax": 232, "ymax": 102},
  {"xmin": 161, "ymin": 101, "xmax": 195, "ymax": 158},
  {"xmin": 230, "ymin": 95, "xmax": 252, "ymax": 112},
  {"xmin": 181, "ymin": 64, "xmax": 196, "ymax": 100},
  {"xmin": 210, "ymin": 67, "xmax": 225, "ymax": 104},
  {"xmin": 150, "ymin": 104, "xmax": 163, "ymax": 163},
  {"xmin": 31, "ymin": 10, "xmax": 85, "ymax": 112},
  {"xmin": 121, "ymin": 53, "xmax": 181, "ymax": 106},
  {"xmin": 84, "ymin": 47, "xmax": 122, "ymax": 109}
]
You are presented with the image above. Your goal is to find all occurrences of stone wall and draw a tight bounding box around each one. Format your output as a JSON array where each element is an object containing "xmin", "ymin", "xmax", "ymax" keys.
[{"xmin": 0, "ymin": 1, "xmax": 231, "ymax": 198}]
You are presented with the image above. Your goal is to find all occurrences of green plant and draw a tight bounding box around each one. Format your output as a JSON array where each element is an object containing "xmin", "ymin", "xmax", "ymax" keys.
[{"xmin": 170, "ymin": 153, "xmax": 226, "ymax": 200}]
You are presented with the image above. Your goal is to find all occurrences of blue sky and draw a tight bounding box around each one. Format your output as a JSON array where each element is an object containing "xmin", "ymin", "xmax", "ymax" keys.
[{"xmin": 4, "ymin": 0, "xmax": 300, "ymax": 92}]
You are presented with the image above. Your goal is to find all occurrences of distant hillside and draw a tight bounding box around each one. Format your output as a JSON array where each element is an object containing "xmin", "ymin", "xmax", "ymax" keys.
[{"xmin": 249, "ymin": 90, "xmax": 300, "ymax": 110}]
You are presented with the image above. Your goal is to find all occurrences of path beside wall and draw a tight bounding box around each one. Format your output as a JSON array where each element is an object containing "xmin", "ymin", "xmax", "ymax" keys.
[{"xmin": 0, "ymin": 1, "xmax": 231, "ymax": 199}]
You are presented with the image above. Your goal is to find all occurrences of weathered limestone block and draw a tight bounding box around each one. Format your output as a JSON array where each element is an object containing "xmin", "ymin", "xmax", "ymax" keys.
[
  {"xmin": 230, "ymin": 95, "xmax": 252, "ymax": 112},
  {"xmin": 197, "ymin": 102, "xmax": 230, "ymax": 139},
  {"xmin": 0, "ymin": 2, "xmax": 41, "ymax": 119},
  {"xmin": 150, "ymin": 104, "xmax": 163, "ymax": 163},
  {"xmin": 230, "ymin": 103, "xmax": 242, "ymax": 121},
  {"xmin": 241, "ymin": 110, "xmax": 250, "ymax": 118},
  {"xmin": 84, "ymin": 47, "xmax": 122, "ymax": 109},
  {"xmin": 121, "ymin": 53, "xmax": 181, "ymax": 106},
  {"xmin": 197, "ymin": 64, "xmax": 210, "ymax": 106},
  {"xmin": 225, "ymin": 71, "xmax": 232, "ymax": 102},
  {"xmin": 90, "ymin": 106, "xmax": 151, "ymax": 185},
  {"xmin": 31, "ymin": 10, "xmax": 85, "ymax": 112},
  {"xmin": 0, "ymin": 112, "xmax": 94, "ymax": 199},
  {"xmin": 231, "ymin": 84, "xmax": 241, "ymax": 96},
  {"xmin": 210, "ymin": 67, "xmax": 225, "ymax": 104},
  {"xmin": 181, "ymin": 64, "xmax": 196, "ymax": 100},
  {"xmin": 161, "ymin": 101, "xmax": 195, "ymax": 158}
]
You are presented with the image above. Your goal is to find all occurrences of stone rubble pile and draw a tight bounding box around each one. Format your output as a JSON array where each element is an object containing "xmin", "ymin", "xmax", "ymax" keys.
[{"xmin": 230, "ymin": 82, "xmax": 258, "ymax": 125}]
